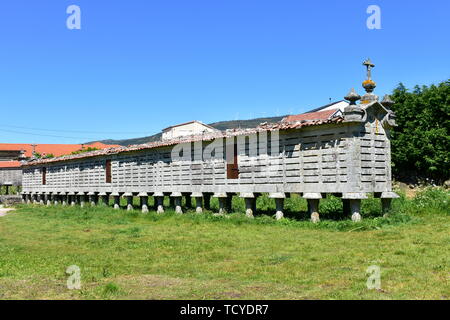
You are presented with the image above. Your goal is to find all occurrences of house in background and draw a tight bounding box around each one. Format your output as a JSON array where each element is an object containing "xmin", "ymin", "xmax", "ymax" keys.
[
  {"xmin": 0, "ymin": 142, "xmax": 119, "ymax": 193},
  {"xmin": 161, "ymin": 120, "xmax": 219, "ymax": 141}
]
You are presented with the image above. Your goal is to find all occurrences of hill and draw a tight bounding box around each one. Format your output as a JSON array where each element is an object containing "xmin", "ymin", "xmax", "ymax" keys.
[{"xmin": 95, "ymin": 115, "xmax": 287, "ymax": 146}]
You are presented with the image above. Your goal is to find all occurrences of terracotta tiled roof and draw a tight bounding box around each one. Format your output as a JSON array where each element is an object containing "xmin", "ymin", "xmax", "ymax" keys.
[
  {"xmin": 23, "ymin": 116, "xmax": 344, "ymax": 166},
  {"xmin": 282, "ymin": 109, "xmax": 340, "ymax": 123},
  {"xmin": 0, "ymin": 142, "xmax": 120, "ymax": 158},
  {"xmin": 0, "ymin": 161, "xmax": 22, "ymax": 168}
]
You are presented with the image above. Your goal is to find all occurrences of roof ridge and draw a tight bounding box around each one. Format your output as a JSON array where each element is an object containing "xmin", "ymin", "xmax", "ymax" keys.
[{"xmin": 22, "ymin": 117, "xmax": 344, "ymax": 167}]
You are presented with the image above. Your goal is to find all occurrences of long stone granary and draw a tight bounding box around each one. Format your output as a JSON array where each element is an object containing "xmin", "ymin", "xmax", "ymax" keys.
[
  {"xmin": 20, "ymin": 100, "xmax": 399, "ymax": 222},
  {"xmin": 20, "ymin": 61, "xmax": 400, "ymax": 222}
]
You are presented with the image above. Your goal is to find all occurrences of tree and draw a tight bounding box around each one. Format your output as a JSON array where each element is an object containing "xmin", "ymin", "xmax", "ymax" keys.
[{"xmin": 390, "ymin": 80, "xmax": 449, "ymax": 182}]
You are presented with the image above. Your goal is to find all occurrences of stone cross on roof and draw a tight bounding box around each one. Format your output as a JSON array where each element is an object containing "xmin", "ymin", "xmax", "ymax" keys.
[{"xmin": 363, "ymin": 58, "xmax": 375, "ymax": 80}]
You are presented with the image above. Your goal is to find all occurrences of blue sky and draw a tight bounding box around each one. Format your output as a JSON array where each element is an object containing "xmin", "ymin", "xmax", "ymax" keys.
[{"xmin": 0, "ymin": 0, "xmax": 448, "ymax": 144}]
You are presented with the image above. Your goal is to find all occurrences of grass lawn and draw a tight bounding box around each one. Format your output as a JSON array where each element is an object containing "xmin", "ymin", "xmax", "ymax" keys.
[{"xmin": 0, "ymin": 190, "xmax": 448, "ymax": 300}]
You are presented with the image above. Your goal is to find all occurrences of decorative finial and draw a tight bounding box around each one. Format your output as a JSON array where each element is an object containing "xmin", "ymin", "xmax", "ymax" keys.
[
  {"xmin": 344, "ymin": 88, "xmax": 361, "ymax": 105},
  {"xmin": 361, "ymin": 58, "xmax": 378, "ymax": 103},
  {"xmin": 363, "ymin": 58, "xmax": 375, "ymax": 80},
  {"xmin": 381, "ymin": 94, "xmax": 395, "ymax": 109}
]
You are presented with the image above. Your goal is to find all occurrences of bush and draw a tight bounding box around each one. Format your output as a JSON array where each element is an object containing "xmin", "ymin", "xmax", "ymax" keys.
[
  {"xmin": 102, "ymin": 282, "xmax": 121, "ymax": 296},
  {"xmin": 412, "ymin": 187, "xmax": 450, "ymax": 214},
  {"xmin": 390, "ymin": 80, "xmax": 450, "ymax": 182}
]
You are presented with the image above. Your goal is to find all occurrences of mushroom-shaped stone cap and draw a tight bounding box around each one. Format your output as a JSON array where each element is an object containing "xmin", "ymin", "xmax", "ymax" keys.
[
  {"xmin": 381, "ymin": 94, "xmax": 395, "ymax": 109},
  {"xmin": 344, "ymin": 88, "xmax": 361, "ymax": 105}
]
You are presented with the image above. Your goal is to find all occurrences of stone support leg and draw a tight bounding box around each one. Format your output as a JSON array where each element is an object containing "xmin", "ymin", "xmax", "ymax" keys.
[
  {"xmin": 79, "ymin": 194, "xmax": 86, "ymax": 208},
  {"xmin": 113, "ymin": 195, "xmax": 120, "ymax": 210},
  {"xmin": 342, "ymin": 199, "xmax": 350, "ymax": 215},
  {"xmin": 89, "ymin": 194, "xmax": 96, "ymax": 207},
  {"xmin": 244, "ymin": 198, "xmax": 254, "ymax": 218},
  {"xmin": 226, "ymin": 195, "xmax": 233, "ymax": 213},
  {"xmin": 381, "ymin": 198, "xmax": 392, "ymax": 215},
  {"xmin": 140, "ymin": 196, "xmax": 149, "ymax": 213},
  {"xmin": 350, "ymin": 199, "xmax": 362, "ymax": 222},
  {"xmin": 217, "ymin": 198, "xmax": 227, "ymax": 214},
  {"xmin": 204, "ymin": 193, "xmax": 211, "ymax": 210},
  {"xmin": 174, "ymin": 197, "xmax": 183, "ymax": 214},
  {"xmin": 70, "ymin": 195, "xmax": 76, "ymax": 206},
  {"xmin": 275, "ymin": 198, "xmax": 285, "ymax": 220},
  {"xmin": 126, "ymin": 196, "xmax": 133, "ymax": 211},
  {"xmin": 184, "ymin": 194, "xmax": 192, "ymax": 208},
  {"xmin": 308, "ymin": 199, "xmax": 320, "ymax": 223},
  {"xmin": 156, "ymin": 196, "xmax": 164, "ymax": 214},
  {"xmin": 101, "ymin": 195, "xmax": 109, "ymax": 206},
  {"xmin": 195, "ymin": 197, "xmax": 203, "ymax": 213}
]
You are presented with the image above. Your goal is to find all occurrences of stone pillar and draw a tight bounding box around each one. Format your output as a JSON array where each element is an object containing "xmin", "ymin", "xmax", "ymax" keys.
[
  {"xmin": 88, "ymin": 193, "xmax": 97, "ymax": 206},
  {"xmin": 62, "ymin": 194, "xmax": 68, "ymax": 206},
  {"xmin": 308, "ymin": 199, "xmax": 320, "ymax": 223},
  {"xmin": 252, "ymin": 194, "xmax": 258, "ymax": 214},
  {"xmin": 350, "ymin": 199, "xmax": 362, "ymax": 222},
  {"xmin": 174, "ymin": 197, "xmax": 183, "ymax": 214},
  {"xmin": 214, "ymin": 193, "xmax": 228, "ymax": 214},
  {"xmin": 191, "ymin": 192, "xmax": 203, "ymax": 213},
  {"xmin": 69, "ymin": 193, "xmax": 76, "ymax": 206},
  {"xmin": 342, "ymin": 199, "xmax": 350, "ymax": 215},
  {"xmin": 139, "ymin": 193, "xmax": 149, "ymax": 213},
  {"xmin": 381, "ymin": 198, "xmax": 391, "ymax": 214},
  {"xmin": 304, "ymin": 193, "xmax": 322, "ymax": 223},
  {"xmin": 171, "ymin": 192, "xmax": 183, "ymax": 214},
  {"xmin": 195, "ymin": 197, "xmax": 203, "ymax": 213},
  {"xmin": 112, "ymin": 193, "xmax": 121, "ymax": 210},
  {"xmin": 39, "ymin": 194, "xmax": 45, "ymax": 205},
  {"xmin": 184, "ymin": 193, "xmax": 192, "ymax": 209},
  {"xmin": 99, "ymin": 193, "xmax": 109, "ymax": 206},
  {"xmin": 225, "ymin": 194, "xmax": 232, "ymax": 213},
  {"xmin": 124, "ymin": 193, "xmax": 133, "ymax": 211},
  {"xmin": 155, "ymin": 195, "xmax": 164, "ymax": 214},
  {"xmin": 218, "ymin": 198, "xmax": 227, "ymax": 214},
  {"xmin": 343, "ymin": 193, "xmax": 368, "ymax": 222},
  {"xmin": 47, "ymin": 194, "xmax": 52, "ymax": 206},
  {"xmin": 79, "ymin": 193, "xmax": 86, "ymax": 208},
  {"xmin": 54, "ymin": 194, "xmax": 59, "ymax": 206},
  {"xmin": 269, "ymin": 193, "xmax": 286, "ymax": 220},
  {"xmin": 240, "ymin": 193, "xmax": 255, "ymax": 218},
  {"xmin": 379, "ymin": 192, "xmax": 399, "ymax": 216},
  {"xmin": 275, "ymin": 198, "xmax": 284, "ymax": 220},
  {"xmin": 244, "ymin": 198, "xmax": 254, "ymax": 218},
  {"xmin": 203, "ymin": 193, "xmax": 211, "ymax": 210}
]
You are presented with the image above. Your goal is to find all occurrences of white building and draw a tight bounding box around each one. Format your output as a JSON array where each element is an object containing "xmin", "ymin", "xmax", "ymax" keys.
[{"xmin": 161, "ymin": 120, "xmax": 219, "ymax": 141}]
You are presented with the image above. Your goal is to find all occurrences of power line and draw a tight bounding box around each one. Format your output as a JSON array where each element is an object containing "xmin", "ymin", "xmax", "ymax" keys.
[
  {"xmin": 1, "ymin": 124, "xmax": 150, "ymax": 135},
  {"xmin": 0, "ymin": 128, "xmax": 105, "ymax": 141}
]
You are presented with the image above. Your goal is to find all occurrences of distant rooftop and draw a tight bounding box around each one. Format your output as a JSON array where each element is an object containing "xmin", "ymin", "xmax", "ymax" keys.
[
  {"xmin": 0, "ymin": 142, "xmax": 120, "ymax": 158},
  {"xmin": 304, "ymin": 100, "xmax": 349, "ymax": 113},
  {"xmin": 162, "ymin": 120, "xmax": 218, "ymax": 132}
]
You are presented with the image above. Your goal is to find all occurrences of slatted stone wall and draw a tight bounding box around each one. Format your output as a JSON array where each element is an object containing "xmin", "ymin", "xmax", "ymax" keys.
[
  {"xmin": 0, "ymin": 168, "xmax": 22, "ymax": 186},
  {"xmin": 22, "ymin": 120, "xmax": 393, "ymax": 195}
]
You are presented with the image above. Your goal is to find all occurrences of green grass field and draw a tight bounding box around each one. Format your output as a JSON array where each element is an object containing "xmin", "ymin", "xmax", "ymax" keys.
[{"xmin": 0, "ymin": 189, "xmax": 448, "ymax": 300}]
